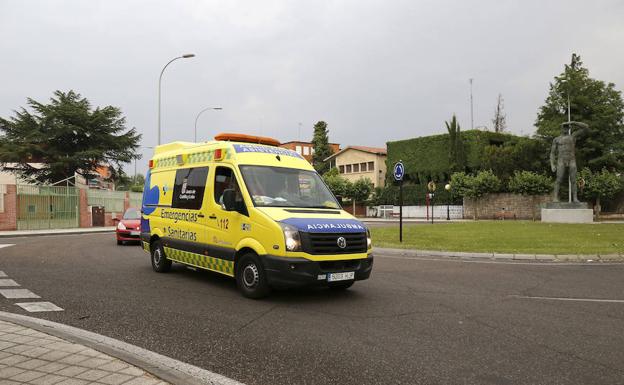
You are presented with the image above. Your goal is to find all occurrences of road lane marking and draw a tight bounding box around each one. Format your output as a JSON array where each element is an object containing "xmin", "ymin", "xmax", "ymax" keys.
[
  {"xmin": 0, "ymin": 289, "xmax": 40, "ymax": 299},
  {"xmin": 0, "ymin": 244, "xmax": 15, "ymax": 249},
  {"xmin": 15, "ymin": 302, "xmax": 63, "ymax": 312},
  {"xmin": 0, "ymin": 279, "xmax": 19, "ymax": 287},
  {"xmin": 378, "ymin": 254, "xmax": 624, "ymax": 266},
  {"xmin": 0, "ymin": 271, "xmax": 6, "ymax": 277},
  {"xmin": 509, "ymin": 295, "xmax": 624, "ymax": 303}
]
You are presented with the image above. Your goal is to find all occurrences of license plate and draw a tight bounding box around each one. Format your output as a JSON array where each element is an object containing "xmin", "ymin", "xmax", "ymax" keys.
[
  {"xmin": 130, "ymin": 231, "xmax": 140, "ymax": 236},
  {"xmin": 327, "ymin": 272, "xmax": 355, "ymax": 282}
]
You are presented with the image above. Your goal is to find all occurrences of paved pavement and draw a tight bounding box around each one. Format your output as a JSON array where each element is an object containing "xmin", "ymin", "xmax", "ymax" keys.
[
  {"xmin": 0, "ymin": 228, "xmax": 115, "ymax": 239},
  {"xmin": 0, "ymin": 319, "xmax": 165, "ymax": 385},
  {"xmin": 1, "ymin": 233, "xmax": 624, "ymax": 384}
]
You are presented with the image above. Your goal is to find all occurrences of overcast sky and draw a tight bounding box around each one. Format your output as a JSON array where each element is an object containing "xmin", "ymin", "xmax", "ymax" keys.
[{"xmin": 1, "ymin": 0, "xmax": 623, "ymax": 175}]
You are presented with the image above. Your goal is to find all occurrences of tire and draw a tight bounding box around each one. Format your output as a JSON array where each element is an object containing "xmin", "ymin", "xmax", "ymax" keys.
[
  {"xmin": 329, "ymin": 281, "xmax": 354, "ymax": 291},
  {"xmin": 236, "ymin": 254, "xmax": 270, "ymax": 299},
  {"xmin": 151, "ymin": 240, "xmax": 172, "ymax": 273},
  {"xmin": 117, "ymin": 240, "xmax": 123, "ymax": 245}
]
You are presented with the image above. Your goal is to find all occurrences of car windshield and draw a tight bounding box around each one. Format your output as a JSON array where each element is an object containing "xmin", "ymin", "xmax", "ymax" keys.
[
  {"xmin": 123, "ymin": 208, "xmax": 141, "ymax": 220},
  {"xmin": 239, "ymin": 165, "xmax": 340, "ymax": 209}
]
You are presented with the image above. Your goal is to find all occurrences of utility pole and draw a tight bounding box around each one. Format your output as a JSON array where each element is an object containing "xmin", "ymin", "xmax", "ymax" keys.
[{"xmin": 469, "ymin": 78, "xmax": 474, "ymax": 130}]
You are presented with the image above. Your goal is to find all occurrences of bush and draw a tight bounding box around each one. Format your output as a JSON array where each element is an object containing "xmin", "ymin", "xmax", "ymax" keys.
[{"xmin": 508, "ymin": 171, "xmax": 552, "ymax": 196}]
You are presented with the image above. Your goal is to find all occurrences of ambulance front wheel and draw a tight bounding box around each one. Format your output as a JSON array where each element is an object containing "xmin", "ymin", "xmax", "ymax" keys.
[
  {"xmin": 151, "ymin": 240, "xmax": 172, "ymax": 273},
  {"xmin": 236, "ymin": 254, "xmax": 270, "ymax": 299}
]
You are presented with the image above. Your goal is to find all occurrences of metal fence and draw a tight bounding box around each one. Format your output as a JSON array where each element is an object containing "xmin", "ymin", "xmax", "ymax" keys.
[
  {"xmin": 87, "ymin": 189, "xmax": 126, "ymax": 213},
  {"xmin": 129, "ymin": 192, "xmax": 142, "ymax": 209},
  {"xmin": 16, "ymin": 185, "xmax": 79, "ymax": 230}
]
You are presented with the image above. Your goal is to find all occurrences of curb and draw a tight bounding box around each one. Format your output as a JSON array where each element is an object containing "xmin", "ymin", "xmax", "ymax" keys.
[
  {"xmin": 373, "ymin": 247, "xmax": 624, "ymax": 262},
  {"xmin": 0, "ymin": 228, "xmax": 115, "ymax": 238},
  {"xmin": 0, "ymin": 311, "xmax": 244, "ymax": 385}
]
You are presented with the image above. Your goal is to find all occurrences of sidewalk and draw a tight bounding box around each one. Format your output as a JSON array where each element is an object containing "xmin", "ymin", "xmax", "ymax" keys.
[
  {"xmin": 374, "ymin": 247, "xmax": 624, "ymax": 262},
  {"xmin": 0, "ymin": 227, "xmax": 115, "ymax": 239},
  {"xmin": 0, "ymin": 312, "xmax": 242, "ymax": 385},
  {"xmin": 0, "ymin": 319, "xmax": 166, "ymax": 385}
]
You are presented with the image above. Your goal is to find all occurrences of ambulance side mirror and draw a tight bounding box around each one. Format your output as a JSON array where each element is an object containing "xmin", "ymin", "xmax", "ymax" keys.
[{"xmin": 222, "ymin": 189, "xmax": 236, "ymax": 211}]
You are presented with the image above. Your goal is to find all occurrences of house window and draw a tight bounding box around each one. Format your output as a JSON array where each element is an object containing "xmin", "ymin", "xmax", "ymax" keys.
[
  {"xmin": 346, "ymin": 165, "xmax": 352, "ymax": 173},
  {"xmin": 303, "ymin": 146, "xmax": 310, "ymax": 156},
  {"xmin": 368, "ymin": 161, "xmax": 374, "ymax": 170},
  {"xmin": 353, "ymin": 164, "xmax": 360, "ymax": 172},
  {"xmin": 339, "ymin": 165, "xmax": 345, "ymax": 173},
  {"xmin": 360, "ymin": 162, "xmax": 367, "ymax": 172},
  {"xmin": 295, "ymin": 145, "xmax": 302, "ymax": 154}
]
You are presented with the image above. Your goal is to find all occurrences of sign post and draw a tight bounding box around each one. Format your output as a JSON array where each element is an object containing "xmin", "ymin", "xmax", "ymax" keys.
[
  {"xmin": 427, "ymin": 181, "xmax": 436, "ymax": 224},
  {"xmin": 393, "ymin": 161, "xmax": 405, "ymax": 242}
]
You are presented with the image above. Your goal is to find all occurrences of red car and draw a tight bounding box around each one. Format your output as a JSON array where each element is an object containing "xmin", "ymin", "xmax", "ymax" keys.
[{"xmin": 115, "ymin": 208, "xmax": 141, "ymax": 245}]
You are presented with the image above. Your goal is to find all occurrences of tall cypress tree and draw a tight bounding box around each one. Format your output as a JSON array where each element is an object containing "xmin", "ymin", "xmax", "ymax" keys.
[
  {"xmin": 445, "ymin": 114, "xmax": 465, "ymax": 172},
  {"xmin": 311, "ymin": 121, "xmax": 334, "ymax": 174}
]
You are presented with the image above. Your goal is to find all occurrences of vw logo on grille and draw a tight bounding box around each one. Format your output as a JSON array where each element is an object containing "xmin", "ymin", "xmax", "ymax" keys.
[{"xmin": 337, "ymin": 236, "xmax": 347, "ymax": 249}]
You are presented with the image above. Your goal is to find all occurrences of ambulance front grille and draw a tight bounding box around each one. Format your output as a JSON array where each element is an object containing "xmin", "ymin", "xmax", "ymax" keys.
[{"xmin": 300, "ymin": 232, "xmax": 367, "ymax": 255}]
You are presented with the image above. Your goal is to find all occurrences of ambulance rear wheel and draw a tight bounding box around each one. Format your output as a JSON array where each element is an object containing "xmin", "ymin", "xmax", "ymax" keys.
[
  {"xmin": 236, "ymin": 254, "xmax": 270, "ymax": 299},
  {"xmin": 151, "ymin": 240, "xmax": 172, "ymax": 273}
]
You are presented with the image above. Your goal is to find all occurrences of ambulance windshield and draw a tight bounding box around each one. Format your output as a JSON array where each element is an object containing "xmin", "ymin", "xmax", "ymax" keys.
[{"xmin": 239, "ymin": 166, "xmax": 340, "ymax": 209}]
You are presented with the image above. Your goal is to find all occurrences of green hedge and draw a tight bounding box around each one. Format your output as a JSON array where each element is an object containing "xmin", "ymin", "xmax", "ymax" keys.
[{"xmin": 385, "ymin": 130, "xmax": 543, "ymax": 185}]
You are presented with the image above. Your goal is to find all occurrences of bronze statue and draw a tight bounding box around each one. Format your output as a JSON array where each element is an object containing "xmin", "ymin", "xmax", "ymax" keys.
[{"xmin": 550, "ymin": 121, "xmax": 587, "ymax": 202}]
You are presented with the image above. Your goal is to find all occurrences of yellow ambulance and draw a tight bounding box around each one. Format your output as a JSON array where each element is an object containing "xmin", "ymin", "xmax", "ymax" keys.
[{"xmin": 140, "ymin": 133, "xmax": 373, "ymax": 298}]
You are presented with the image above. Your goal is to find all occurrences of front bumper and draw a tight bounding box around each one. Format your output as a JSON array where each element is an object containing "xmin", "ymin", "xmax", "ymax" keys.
[
  {"xmin": 116, "ymin": 230, "xmax": 141, "ymax": 241},
  {"xmin": 262, "ymin": 254, "xmax": 373, "ymax": 288}
]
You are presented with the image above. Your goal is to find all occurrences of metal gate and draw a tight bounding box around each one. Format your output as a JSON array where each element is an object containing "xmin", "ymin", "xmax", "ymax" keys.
[{"xmin": 16, "ymin": 185, "xmax": 79, "ymax": 230}]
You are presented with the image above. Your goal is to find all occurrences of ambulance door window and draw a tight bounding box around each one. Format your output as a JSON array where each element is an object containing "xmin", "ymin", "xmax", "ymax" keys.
[
  {"xmin": 172, "ymin": 167, "xmax": 209, "ymax": 210},
  {"xmin": 214, "ymin": 167, "xmax": 246, "ymax": 215}
]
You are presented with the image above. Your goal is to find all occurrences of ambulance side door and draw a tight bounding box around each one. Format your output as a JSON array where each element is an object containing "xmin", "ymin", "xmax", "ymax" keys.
[{"xmin": 206, "ymin": 166, "xmax": 248, "ymax": 260}]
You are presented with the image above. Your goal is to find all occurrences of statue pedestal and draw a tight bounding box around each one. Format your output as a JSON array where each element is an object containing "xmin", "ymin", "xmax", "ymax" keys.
[{"xmin": 541, "ymin": 202, "xmax": 593, "ymax": 223}]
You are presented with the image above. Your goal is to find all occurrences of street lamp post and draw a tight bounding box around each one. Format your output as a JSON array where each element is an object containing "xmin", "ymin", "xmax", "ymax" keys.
[
  {"xmin": 194, "ymin": 107, "xmax": 223, "ymax": 142},
  {"xmin": 445, "ymin": 183, "xmax": 452, "ymax": 220},
  {"xmin": 158, "ymin": 54, "xmax": 195, "ymax": 145}
]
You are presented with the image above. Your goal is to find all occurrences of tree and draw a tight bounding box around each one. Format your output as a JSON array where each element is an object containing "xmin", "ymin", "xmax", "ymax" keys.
[
  {"xmin": 311, "ymin": 121, "xmax": 334, "ymax": 174},
  {"xmin": 492, "ymin": 93, "xmax": 506, "ymax": 133},
  {"xmin": 508, "ymin": 171, "xmax": 553, "ymax": 220},
  {"xmin": 0, "ymin": 90, "xmax": 141, "ymax": 184},
  {"xmin": 578, "ymin": 168, "xmax": 623, "ymax": 217},
  {"xmin": 445, "ymin": 114, "xmax": 465, "ymax": 172},
  {"xmin": 322, "ymin": 168, "xmax": 350, "ymax": 198},
  {"xmin": 346, "ymin": 178, "xmax": 373, "ymax": 215},
  {"xmin": 535, "ymin": 53, "xmax": 624, "ymax": 171}
]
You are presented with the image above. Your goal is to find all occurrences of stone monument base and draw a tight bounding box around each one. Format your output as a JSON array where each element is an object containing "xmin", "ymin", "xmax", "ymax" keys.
[{"xmin": 541, "ymin": 202, "xmax": 593, "ymax": 223}]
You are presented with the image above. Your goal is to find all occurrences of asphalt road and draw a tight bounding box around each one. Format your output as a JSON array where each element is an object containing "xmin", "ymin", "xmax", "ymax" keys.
[{"xmin": 1, "ymin": 233, "xmax": 623, "ymax": 385}]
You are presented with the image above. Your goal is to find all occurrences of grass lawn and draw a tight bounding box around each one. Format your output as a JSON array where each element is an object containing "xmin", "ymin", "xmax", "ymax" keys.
[{"xmin": 370, "ymin": 221, "xmax": 624, "ymax": 255}]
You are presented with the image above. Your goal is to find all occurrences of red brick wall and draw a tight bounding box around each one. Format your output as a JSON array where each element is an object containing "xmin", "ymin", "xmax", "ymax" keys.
[
  {"xmin": 79, "ymin": 189, "xmax": 92, "ymax": 228},
  {"xmin": 0, "ymin": 185, "xmax": 17, "ymax": 231}
]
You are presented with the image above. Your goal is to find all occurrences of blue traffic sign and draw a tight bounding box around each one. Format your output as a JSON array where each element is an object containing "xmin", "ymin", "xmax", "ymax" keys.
[{"xmin": 393, "ymin": 162, "xmax": 405, "ymax": 181}]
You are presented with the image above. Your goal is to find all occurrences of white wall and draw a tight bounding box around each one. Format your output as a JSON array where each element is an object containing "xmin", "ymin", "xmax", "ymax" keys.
[{"xmin": 367, "ymin": 205, "xmax": 463, "ymax": 219}]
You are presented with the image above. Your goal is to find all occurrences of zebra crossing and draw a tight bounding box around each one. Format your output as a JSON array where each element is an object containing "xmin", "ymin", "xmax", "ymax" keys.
[{"xmin": 0, "ymin": 269, "xmax": 64, "ymax": 312}]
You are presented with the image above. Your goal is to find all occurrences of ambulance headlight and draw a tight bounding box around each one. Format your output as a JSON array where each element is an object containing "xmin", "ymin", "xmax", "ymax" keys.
[
  {"xmin": 280, "ymin": 223, "xmax": 301, "ymax": 252},
  {"xmin": 117, "ymin": 222, "xmax": 126, "ymax": 230},
  {"xmin": 366, "ymin": 228, "xmax": 372, "ymax": 249}
]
